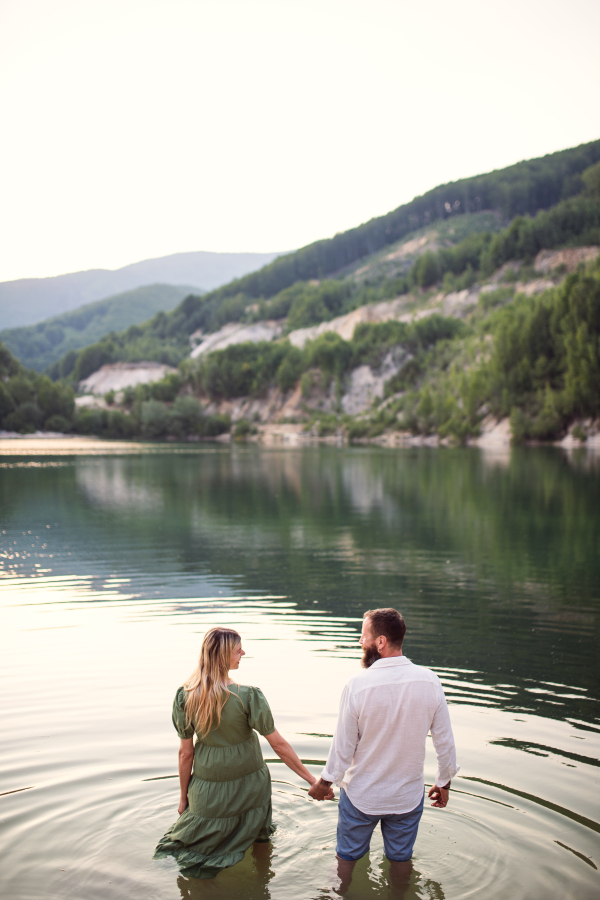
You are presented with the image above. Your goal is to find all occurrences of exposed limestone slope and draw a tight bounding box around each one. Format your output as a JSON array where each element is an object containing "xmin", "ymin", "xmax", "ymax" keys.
[
  {"xmin": 79, "ymin": 361, "xmax": 176, "ymax": 395},
  {"xmin": 534, "ymin": 246, "xmax": 598, "ymax": 274},
  {"xmin": 341, "ymin": 350, "xmax": 408, "ymax": 415},
  {"xmin": 287, "ymin": 298, "xmax": 414, "ymax": 348},
  {"xmin": 189, "ymin": 320, "xmax": 283, "ymax": 358},
  {"xmin": 187, "ymin": 245, "xmax": 592, "ymax": 360}
]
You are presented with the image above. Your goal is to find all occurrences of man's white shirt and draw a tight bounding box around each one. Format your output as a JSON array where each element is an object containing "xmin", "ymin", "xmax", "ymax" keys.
[{"xmin": 321, "ymin": 656, "xmax": 459, "ymax": 815}]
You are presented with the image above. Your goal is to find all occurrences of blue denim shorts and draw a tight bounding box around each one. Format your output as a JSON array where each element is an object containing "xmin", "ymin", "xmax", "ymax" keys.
[{"xmin": 336, "ymin": 788, "xmax": 424, "ymax": 862}]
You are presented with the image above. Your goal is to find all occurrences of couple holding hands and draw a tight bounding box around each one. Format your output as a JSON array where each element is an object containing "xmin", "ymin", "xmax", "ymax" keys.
[{"xmin": 155, "ymin": 608, "xmax": 459, "ymax": 883}]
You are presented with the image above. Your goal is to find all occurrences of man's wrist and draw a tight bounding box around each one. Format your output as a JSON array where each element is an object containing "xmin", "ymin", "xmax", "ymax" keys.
[
  {"xmin": 319, "ymin": 778, "xmax": 332, "ymax": 787},
  {"xmin": 439, "ymin": 781, "xmax": 451, "ymax": 790}
]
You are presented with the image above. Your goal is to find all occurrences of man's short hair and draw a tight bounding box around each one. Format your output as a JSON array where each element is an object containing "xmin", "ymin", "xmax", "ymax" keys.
[{"xmin": 363, "ymin": 608, "xmax": 406, "ymax": 648}]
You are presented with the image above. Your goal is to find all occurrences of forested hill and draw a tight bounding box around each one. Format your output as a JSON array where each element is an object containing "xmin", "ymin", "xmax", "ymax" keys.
[
  {"xmin": 195, "ymin": 139, "xmax": 600, "ymax": 304},
  {"xmin": 1, "ymin": 151, "xmax": 599, "ymax": 445},
  {"xmin": 0, "ymin": 284, "xmax": 200, "ymax": 373},
  {"xmin": 42, "ymin": 140, "xmax": 600, "ymax": 386}
]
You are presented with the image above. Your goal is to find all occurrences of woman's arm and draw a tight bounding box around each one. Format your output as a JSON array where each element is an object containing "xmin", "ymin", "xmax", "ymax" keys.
[
  {"xmin": 178, "ymin": 737, "xmax": 194, "ymax": 814},
  {"xmin": 265, "ymin": 729, "xmax": 332, "ymax": 795}
]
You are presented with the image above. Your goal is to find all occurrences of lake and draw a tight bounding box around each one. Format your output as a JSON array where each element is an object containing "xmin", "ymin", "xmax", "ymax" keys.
[{"xmin": 0, "ymin": 441, "xmax": 599, "ymax": 899}]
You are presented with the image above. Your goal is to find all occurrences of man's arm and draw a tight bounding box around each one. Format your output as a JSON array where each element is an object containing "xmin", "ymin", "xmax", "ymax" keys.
[
  {"xmin": 429, "ymin": 684, "xmax": 459, "ymax": 807},
  {"xmin": 308, "ymin": 685, "xmax": 359, "ymax": 801}
]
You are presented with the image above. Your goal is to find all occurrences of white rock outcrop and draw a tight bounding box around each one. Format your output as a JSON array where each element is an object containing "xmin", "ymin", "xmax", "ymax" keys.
[
  {"xmin": 190, "ymin": 321, "xmax": 283, "ymax": 358},
  {"xmin": 534, "ymin": 246, "xmax": 599, "ymax": 274},
  {"xmin": 442, "ymin": 288, "xmax": 480, "ymax": 317},
  {"xmin": 469, "ymin": 416, "xmax": 512, "ymax": 448},
  {"xmin": 287, "ymin": 297, "xmax": 439, "ymax": 349},
  {"xmin": 513, "ymin": 278, "xmax": 554, "ymax": 297},
  {"xmin": 79, "ymin": 361, "xmax": 177, "ymax": 395},
  {"xmin": 341, "ymin": 350, "xmax": 407, "ymax": 415}
]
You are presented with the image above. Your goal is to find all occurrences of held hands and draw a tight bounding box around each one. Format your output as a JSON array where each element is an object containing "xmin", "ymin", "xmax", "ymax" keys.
[
  {"xmin": 308, "ymin": 778, "xmax": 335, "ymax": 801},
  {"xmin": 428, "ymin": 783, "xmax": 450, "ymax": 808}
]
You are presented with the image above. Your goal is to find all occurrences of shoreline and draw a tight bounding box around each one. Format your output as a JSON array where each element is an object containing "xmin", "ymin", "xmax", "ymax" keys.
[{"xmin": 0, "ymin": 425, "xmax": 599, "ymax": 455}]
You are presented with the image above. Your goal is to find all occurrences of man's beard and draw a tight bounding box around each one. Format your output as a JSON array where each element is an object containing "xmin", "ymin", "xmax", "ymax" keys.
[{"xmin": 361, "ymin": 644, "xmax": 382, "ymax": 668}]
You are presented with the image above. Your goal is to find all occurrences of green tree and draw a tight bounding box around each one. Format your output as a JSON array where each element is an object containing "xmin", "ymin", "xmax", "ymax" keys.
[
  {"xmin": 582, "ymin": 161, "xmax": 600, "ymax": 199},
  {"xmin": 170, "ymin": 396, "xmax": 204, "ymax": 437},
  {"xmin": 141, "ymin": 399, "xmax": 171, "ymax": 437},
  {"xmin": 414, "ymin": 251, "xmax": 440, "ymax": 288}
]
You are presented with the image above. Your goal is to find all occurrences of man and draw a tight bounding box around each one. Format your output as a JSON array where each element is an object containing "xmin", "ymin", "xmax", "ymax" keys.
[{"xmin": 309, "ymin": 608, "xmax": 459, "ymax": 885}]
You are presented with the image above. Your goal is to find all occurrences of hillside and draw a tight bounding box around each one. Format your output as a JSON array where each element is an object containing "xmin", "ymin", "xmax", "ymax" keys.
[
  {"xmin": 173, "ymin": 138, "xmax": 600, "ymax": 314},
  {"xmin": 3, "ymin": 143, "xmax": 599, "ymax": 447},
  {"xmin": 65, "ymin": 243, "xmax": 599, "ymax": 448},
  {"xmin": 0, "ymin": 284, "xmax": 201, "ymax": 373},
  {"xmin": 0, "ymin": 249, "xmax": 283, "ymax": 330},
  {"xmin": 50, "ymin": 183, "xmax": 600, "ymax": 387},
  {"xmin": 48, "ymin": 211, "xmax": 506, "ymax": 381},
  {"xmin": 2, "ymin": 231, "xmax": 599, "ymax": 445},
  {"xmin": 44, "ymin": 139, "xmax": 600, "ymax": 385}
]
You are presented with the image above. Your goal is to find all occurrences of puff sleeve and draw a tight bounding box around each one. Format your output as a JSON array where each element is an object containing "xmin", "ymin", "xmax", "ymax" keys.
[
  {"xmin": 172, "ymin": 687, "xmax": 195, "ymax": 739},
  {"xmin": 246, "ymin": 687, "xmax": 275, "ymax": 736}
]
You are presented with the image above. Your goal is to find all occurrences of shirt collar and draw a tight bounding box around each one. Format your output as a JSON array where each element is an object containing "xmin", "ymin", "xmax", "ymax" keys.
[{"xmin": 369, "ymin": 656, "xmax": 411, "ymax": 668}]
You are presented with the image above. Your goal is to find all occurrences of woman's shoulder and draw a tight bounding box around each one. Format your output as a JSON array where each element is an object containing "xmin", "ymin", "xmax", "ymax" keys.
[
  {"xmin": 229, "ymin": 684, "xmax": 269, "ymax": 704},
  {"xmin": 173, "ymin": 685, "xmax": 188, "ymax": 707},
  {"xmin": 231, "ymin": 684, "xmax": 271, "ymax": 708},
  {"xmin": 231, "ymin": 683, "xmax": 265, "ymax": 696}
]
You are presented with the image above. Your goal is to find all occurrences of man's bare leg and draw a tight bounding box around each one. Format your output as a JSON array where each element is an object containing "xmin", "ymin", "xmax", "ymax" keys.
[
  {"xmin": 335, "ymin": 855, "xmax": 357, "ymax": 894},
  {"xmin": 388, "ymin": 859, "xmax": 413, "ymax": 895}
]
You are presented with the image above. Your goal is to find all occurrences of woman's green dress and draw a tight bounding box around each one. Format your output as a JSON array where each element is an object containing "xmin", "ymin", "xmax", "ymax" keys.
[{"xmin": 154, "ymin": 684, "xmax": 276, "ymax": 879}]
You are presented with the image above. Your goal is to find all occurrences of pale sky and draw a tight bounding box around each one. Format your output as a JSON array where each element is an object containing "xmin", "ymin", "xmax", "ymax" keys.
[{"xmin": 1, "ymin": 0, "xmax": 599, "ymax": 283}]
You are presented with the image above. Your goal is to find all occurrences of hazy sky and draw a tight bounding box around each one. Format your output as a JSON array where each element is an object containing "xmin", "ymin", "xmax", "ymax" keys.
[{"xmin": 1, "ymin": 0, "xmax": 599, "ymax": 282}]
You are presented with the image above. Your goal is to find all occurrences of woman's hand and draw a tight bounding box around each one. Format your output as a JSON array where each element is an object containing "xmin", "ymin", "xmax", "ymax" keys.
[{"xmin": 178, "ymin": 796, "xmax": 189, "ymax": 815}]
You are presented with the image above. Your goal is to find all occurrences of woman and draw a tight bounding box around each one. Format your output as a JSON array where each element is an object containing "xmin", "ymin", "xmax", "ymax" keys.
[{"xmin": 154, "ymin": 626, "xmax": 327, "ymax": 879}]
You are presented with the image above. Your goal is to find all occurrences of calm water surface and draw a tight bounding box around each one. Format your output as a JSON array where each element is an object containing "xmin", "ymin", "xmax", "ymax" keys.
[{"xmin": 0, "ymin": 443, "xmax": 599, "ymax": 899}]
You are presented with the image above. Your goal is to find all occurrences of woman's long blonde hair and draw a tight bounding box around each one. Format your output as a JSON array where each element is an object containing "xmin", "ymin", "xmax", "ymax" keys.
[{"xmin": 184, "ymin": 627, "xmax": 241, "ymax": 736}]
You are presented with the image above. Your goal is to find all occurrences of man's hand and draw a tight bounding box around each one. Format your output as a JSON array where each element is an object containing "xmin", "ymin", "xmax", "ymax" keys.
[
  {"xmin": 308, "ymin": 778, "xmax": 335, "ymax": 801},
  {"xmin": 428, "ymin": 782, "xmax": 450, "ymax": 808}
]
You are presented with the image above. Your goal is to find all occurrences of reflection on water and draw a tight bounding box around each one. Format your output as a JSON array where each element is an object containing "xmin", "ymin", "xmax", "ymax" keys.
[{"xmin": 0, "ymin": 445, "xmax": 599, "ymax": 899}]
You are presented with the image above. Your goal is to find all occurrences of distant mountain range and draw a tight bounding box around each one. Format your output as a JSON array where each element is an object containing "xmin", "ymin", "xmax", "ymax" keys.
[
  {"xmin": 0, "ymin": 283, "xmax": 201, "ymax": 373},
  {"xmin": 0, "ymin": 249, "xmax": 284, "ymax": 330}
]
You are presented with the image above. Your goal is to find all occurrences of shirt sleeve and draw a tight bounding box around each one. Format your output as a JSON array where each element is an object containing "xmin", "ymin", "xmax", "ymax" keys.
[
  {"xmin": 172, "ymin": 687, "xmax": 195, "ymax": 739},
  {"xmin": 430, "ymin": 681, "xmax": 460, "ymax": 786},
  {"xmin": 321, "ymin": 684, "xmax": 359, "ymax": 785},
  {"xmin": 246, "ymin": 687, "xmax": 276, "ymax": 736}
]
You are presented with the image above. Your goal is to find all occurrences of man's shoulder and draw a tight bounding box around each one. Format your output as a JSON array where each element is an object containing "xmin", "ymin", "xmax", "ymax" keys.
[
  {"xmin": 345, "ymin": 660, "xmax": 442, "ymax": 694},
  {"xmin": 345, "ymin": 669, "xmax": 372, "ymax": 693},
  {"xmin": 406, "ymin": 662, "xmax": 441, "ymax": 682}
]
